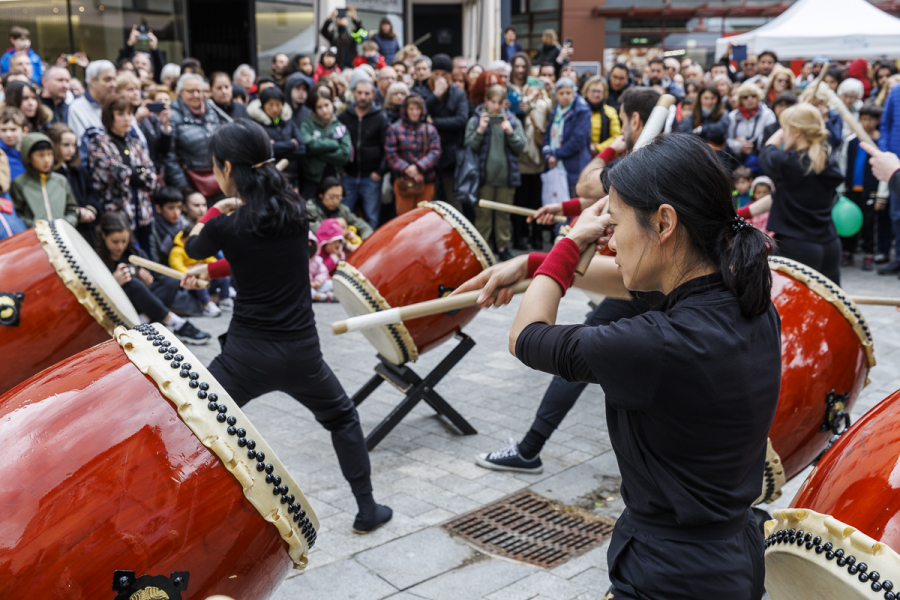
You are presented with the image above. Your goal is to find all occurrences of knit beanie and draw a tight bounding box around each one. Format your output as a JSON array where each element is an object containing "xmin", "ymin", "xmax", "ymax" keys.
[{"xmin": 432, "ymin": 54, "xmax": 453, "ymax": 73}]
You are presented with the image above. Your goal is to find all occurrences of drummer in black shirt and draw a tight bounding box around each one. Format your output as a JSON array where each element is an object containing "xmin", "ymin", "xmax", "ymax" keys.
[
  {"xmin": 456, "ymin": 134, "xmax": 781, "ymax": 598},
  {"xmin": 181, "ymin": 120, "xmax": 392, "ymax": 534}
]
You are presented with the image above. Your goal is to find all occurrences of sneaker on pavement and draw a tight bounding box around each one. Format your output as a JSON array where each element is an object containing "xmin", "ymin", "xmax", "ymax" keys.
[
  {"xmin": 475, "ymin": 438, "xmax": 543, "ymax": 474},
  {"xmin": 878, "ymin": 260, "xmax": 900, "ymax": 276},
  {"xmin": 841, "ymin": 251, "xmax": 853, "ymax": 267},
  {"xmin": 218, "ymin": 297, "xmax": 234, "ymax": 310},
  {"xmin": 862, "ymin": 254, "xmax": 875, "ymax": 271},
  {"xmin": 175, "ymin": 320, "xmax": 211, "ymax": 345},
  {"xmin": 874, "ymin": 253, "xmax": 890, "ymax": 264},
  {"xmin": 203, "ymin": 302, "xmax": 222, "ymax": 318}
]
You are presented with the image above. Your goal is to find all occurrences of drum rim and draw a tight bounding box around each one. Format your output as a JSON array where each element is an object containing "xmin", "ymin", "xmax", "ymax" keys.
[
  {"xmin": 332, "ymin": 262, "xmax": 419, "ymax": 365},
  {"xmin": 764, "ymin": 508, "xmax": 900, "ymax": 599},
  {"xmin": 769, "ymin": 257, "xmax": 876, "ymax": 370},
  {"xmin": 116, "ymin": 324, "xmax": 318, "ymax": 569},
  {"xmin": 418, "ymin": 201, "xmax": 497, "ymax": 271},
  {"xmin": 35, "ymin": 219, "xmax": 140, "ymax": 333},
  {"xmin": 754, "ymin": 438, "xmax": 786, "ymax": 506}
]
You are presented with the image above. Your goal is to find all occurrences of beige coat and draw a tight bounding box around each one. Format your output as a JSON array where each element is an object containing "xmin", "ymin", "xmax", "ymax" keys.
[{"xmin": 518, "ymin": 90, "xmax": 551, "ymax": 175}]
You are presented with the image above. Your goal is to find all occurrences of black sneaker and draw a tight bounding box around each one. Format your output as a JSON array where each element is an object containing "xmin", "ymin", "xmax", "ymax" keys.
[
  {"xmin": 874, "ymin": 253, "xmax": 890, "ymax": 264},
  {"xmin": 175, "ymin": 320, "xmax": 211, "ymax": 345},
  {"xmin": 878, "ymin": 260, "xmax": 900, "ymax": 275},
  {"xmin": 352, "ymin": 504, "xmax": 393, "ymax": 534},
  {"xmin": 475, "ymin": 438, "xmax": 543, "ymax": 474}
]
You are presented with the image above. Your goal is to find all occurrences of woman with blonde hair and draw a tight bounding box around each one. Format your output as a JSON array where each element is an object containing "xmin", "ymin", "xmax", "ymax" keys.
[
  {"xmin": 383, "ymin": 81, "xmax": 409, "ymax": 123},
  {"xmin": 395, "ymin": 44, "xmax": 422, "ymax": 67},
  {"xmin": 765, "ymin": 66, "xmax": 795, "ymax": 106},
  {"xmin": 726, "ymin": 82, "xmax": 776, "ymax": 166},
  {"xmin": 580, "ymin": 75, "xmax": 620, "ymax": 155},
  {"xmin": 713, "ymin": 74, "xmax": 733, "ymax": 110},
  {"xmin": 759, "ymin": 103, "xmax": 844, "ymax": 283}
]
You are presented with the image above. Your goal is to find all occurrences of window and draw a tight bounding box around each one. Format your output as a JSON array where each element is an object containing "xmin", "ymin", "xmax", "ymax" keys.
[{"xmin": 255, "ymin": 1, "xmax": 315, "ymax": 77}]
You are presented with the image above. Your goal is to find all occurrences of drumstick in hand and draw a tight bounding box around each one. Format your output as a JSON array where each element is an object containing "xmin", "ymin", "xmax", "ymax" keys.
[
  {"xmin": 333, "ymin": 280, "xmax": 532, "ymax": 335},
  {"xmin": 478, "ymin": 200, "xmax": 568, "ymax": 224},
  {"xmin": 128, "ymin": 255, "xmax": 210, "ymax": 289}
]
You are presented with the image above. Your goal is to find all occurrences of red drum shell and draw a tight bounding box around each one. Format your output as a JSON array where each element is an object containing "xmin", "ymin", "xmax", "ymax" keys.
[
  {"xmin": 790, "ymin": 388, "xmax": 900, "ymax": 547},
  {"xmin": 0, "ymin": 229, "xmax": 109, "ymax": 392},
  {"xmin": 345, "ymin": 205, "xmax": 487, "ymax": 359},
  {"xmin": 768, "ymin": 266, "xmax": 870, "ymax": 480},
  {"xmin": 0, "ymin": 340, "xmax": 293, "ymax": 599}
]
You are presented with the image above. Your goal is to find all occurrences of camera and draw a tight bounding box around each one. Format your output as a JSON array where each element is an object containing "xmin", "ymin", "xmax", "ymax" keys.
[{"xmin": 137, "ymin": 24, "xmax": 150, "ymax": 41}]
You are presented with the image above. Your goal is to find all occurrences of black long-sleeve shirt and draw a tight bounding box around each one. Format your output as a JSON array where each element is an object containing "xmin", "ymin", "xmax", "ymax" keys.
[
  {"xmin": 516, "ymin": 272, "xmax": 781, "ymax": 530},
  {"xmin": 184, "ymin": 209, "xmax": 316, "ymax": 341}
]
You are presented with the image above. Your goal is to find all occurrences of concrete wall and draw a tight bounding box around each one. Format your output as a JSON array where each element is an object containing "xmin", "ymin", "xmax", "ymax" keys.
[{"xmin": 563, "ymin": 0, "xmax": 605, "ymax": 63}]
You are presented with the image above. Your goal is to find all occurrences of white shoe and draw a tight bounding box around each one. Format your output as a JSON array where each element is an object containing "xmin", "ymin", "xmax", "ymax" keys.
[
  {"xmin": 218, "ymin": 298, "xmax": 234, "ymax": 311},
  {"xmin": 202, "ymin": 302, "xmax": 222, "ymax": 318}
]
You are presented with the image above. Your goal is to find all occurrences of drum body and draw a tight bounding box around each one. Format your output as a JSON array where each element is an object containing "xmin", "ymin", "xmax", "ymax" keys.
[
  {"xmin": 0, "ymin": 324, "xmax": 317, "ymax": 600},
  {"xmin": 764, "ymin": 388, "xmax": 900, "ymax": 600},
  {"xmin": 333, "ymin": 201, "xmax": 495, "ymax": 365},
  {"xmin": 0, "ymin": 219, "xmax": 139, "ymax": 392},
  {"xmin": 766, "ymin": 258, "xmax": 874, "ymax": 483}
]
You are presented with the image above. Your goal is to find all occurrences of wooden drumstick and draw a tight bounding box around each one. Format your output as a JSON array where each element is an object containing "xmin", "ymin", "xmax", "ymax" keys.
[
  {"xmin": 813, "ymin": 85, "xmax": 875, "ymax": 146},
  {"xmin": 850, "ymin": 296, "xmax": 900, "ymax": 307},
  {"xmin": 574, "ymin": 94, "xmax": 677, "ymax": 276},
  {"xmin": 332, "ymin": 279, "xmax": 532, "ymax": 335},
  {"xmin": 276, "ymin": 158, "xmax": 289, "ymax": 171},
  {"xmin": 477, "ymin": 199, "xmax": 568, "ymax": 224},
  {"xmin": 128, "ymin": 255, "xmax": 210, "ymax": 289}
]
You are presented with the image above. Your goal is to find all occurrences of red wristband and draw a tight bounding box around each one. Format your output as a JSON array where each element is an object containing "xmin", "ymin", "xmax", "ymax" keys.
[
  {"xmin": 198, "ymin": 206, "xmax": 222, "ymax": 224},
  {"xmin": 207, "ymin": 258, "xmax": 231, "ymax": 279},
  {"xmin": 533, "ymin": 237, "xmax": 581, "ymax": 294},
  {"xmin": 526, "ymin": 252, "xmax": 549, "ymax": 278},
  {"xmin": 736, "ymin": 205, "xmax": 752, "ymax": 220},
  {"xmin": 599, "ymin": 146, "xmax": 617, "ymax": 164},
  {"xmin": 562, "ymin": 198, "xmax": 582, "ymax": 218}
]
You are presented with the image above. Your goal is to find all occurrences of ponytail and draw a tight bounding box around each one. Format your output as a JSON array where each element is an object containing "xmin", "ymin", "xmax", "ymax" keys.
[
  {"xmin": 779, "ymin": 104, "xmax": 830, "ymax": 175},
  {"xmin": 607, "ymin": 133, "xmax": 773, "ymax": 318}
]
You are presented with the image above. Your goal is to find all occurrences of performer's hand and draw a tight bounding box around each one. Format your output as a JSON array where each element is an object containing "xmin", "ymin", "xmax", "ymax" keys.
[
  {"xmin": 749, "ymin": 194, "xmax": 772, "ymax": 216},
  {"xmin": 138, "ymin": 268, "xmax": 154, "ymax": 286},
  {"xmin": 214, "ymin": 197, "xmax": 244, "ymax": 215},
  {"xmin": 566, "ymin": 197, "xmax": 611, "ymax": 252},
  {"xmin": 529, "ymin": 203, "xmax": 562, "ymax": 225},
  {"xmin": 862, "ymin": 142, "xmax": 900, "ymax": 183},
  {"xmin": 609, "ymin": 135, "xmax": 627, "ymax": 156},
  {"xmin": 452, "ymin": 254, "xmax": 528, "ymax": 308},
  {"xmin": 181, "ymin": 263, "xmax": 210, "ymax": 290}
]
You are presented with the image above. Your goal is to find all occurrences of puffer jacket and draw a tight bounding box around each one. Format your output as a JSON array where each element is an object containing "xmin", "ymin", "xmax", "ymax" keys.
[
  {"xmin": 881, "ymin": 87, "xmax": 900, "ymax": 155},
  {"xmin": 542, "ymin": 94, "xmax": 592, "ymax": 187},
  {"xmin": 726, "ymin": 104, "xmax": 777, "ymax": 159},
  {"xmin": 247, "ymin": 99, "xmax": 305, "ymax": 185},
  {"xmin": 163, "ymin": 99, "xmax": 232, "ymax": 189}
]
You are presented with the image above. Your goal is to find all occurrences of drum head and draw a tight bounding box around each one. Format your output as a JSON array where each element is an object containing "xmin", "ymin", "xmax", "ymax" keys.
[
  {"xmin": 765, "ymin": 509, "xmax": 900, "ymax": 600},
  {"xmin": 332, "ymin": 263, "xmax": 417, "ymax": 365},
  {"xmin": 36, "ymin": 219, "xmax": 140, "ymax": 333}
]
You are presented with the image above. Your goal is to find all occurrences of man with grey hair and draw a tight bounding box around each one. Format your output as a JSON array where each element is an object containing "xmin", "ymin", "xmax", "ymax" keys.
[
  {"xmin": 375, "ymin": 65, "xmax": 396, "ymax": 105},
  {"xmin": 233, "ymin": 64, "xmax": 257, "ymax": 95},
  {"xmin": 68, "ymin": 59, "xmax": 117, "ymax": 152},
  {"xmin": 412, "ymin": 56, "xmax": 432, "ymax": 96},
  {"xmin": 488, "ymin": 60, "xmax": 511, "ymax": 87}
]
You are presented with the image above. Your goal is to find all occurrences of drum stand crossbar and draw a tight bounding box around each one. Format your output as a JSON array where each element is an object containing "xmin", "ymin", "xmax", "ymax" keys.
[{"xmin": 352, "ymin": 333, "xmax": 478, "ymax": 450}]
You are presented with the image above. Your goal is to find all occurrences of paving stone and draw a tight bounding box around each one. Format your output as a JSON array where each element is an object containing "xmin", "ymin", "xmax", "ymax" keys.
[
  {"xmin": 494, "ymin": 571, "xmax": 588, "ymax": 600},
  {"xmin": 569, "ymin": 567, "xmax": 611, "ymax": 595},
  {"xmin": 355, "ymin": 528, "xmax": 475, "ymax": 590},
  {"xmin": 407, "ymin": 558, "xmax": 537, "ymax": 600},
  {"xmin": 277, "ymin": 558, "xmax": 397, "ymax": 599},
  {"xmin": 383, "ymin": 492, "xmax": 437, "ymax": 518}
]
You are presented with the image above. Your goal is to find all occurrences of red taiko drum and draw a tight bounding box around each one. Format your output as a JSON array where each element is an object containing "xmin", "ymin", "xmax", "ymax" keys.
[
  {"xmin": 332, "ymin": 201, "xmax": 495, "ymax": 365},
  {"xmin": 0, "ymin": 219, "xmax": 139, "ymax": 392},
  {"xmin": 757, "ymin": 257, "xmax": 874, "ymax": 505},
  {"xmin": 763, "ymin": 388, "xmax": 900, "ymax": 600},
  {"xmin": 0, "ymin": 323, "xmax": 318, "ymax": 600}
]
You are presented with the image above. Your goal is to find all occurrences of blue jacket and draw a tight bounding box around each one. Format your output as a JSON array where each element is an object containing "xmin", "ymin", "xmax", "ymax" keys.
[
  {"xmin": 371, "ymin": 33, "xmax": 401, "ymax": 64},
  {"xmin": 824, "ymin": 109, "xmax": 843, "ymax": 152},
  {"xmin": 0, "ymin": 48, "xmax": 43, "ymax": 85},
  {"xmin": 542, "ymin": 95, "xmax": 592, "ymax": 187},
  {"xmin": 880, "ymin": 88, "xmax": 900, "ymax": 155},
  {"xmin": 845, "ymin": 136, "xmax": 879, "ymax": 198},
  {"xmin": 0, "ymin": 140, "xmax": 25, "ymax": 183},
  {"xmin": 0, "ymin": 203, "xmax": 26, "ymax": 240},
  {"xmin": 501, "ymin": 41, "xmax": 524, "ymax": 62}
]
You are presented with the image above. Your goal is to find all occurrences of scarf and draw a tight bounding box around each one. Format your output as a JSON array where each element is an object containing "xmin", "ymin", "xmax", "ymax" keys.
[
  {"xmin": 586, "ymin": 100, "xmax": 605, "ymax": 113},
  {"xmin": 550, "ymin": 102, "xmax": 573, "ymax": 175},
  {"xmin": 738, "ymin": 104, "xmax": 758, "ymax": 120},
  {"xmin": 186, "ymin": 99, "xmax": 207, "ymax": 118},
  {"xmin": 315, "ymin": 197, "xmax": 340, "ymax": 219}
]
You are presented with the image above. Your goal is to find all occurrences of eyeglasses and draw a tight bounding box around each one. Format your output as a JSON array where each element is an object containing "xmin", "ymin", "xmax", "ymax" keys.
[
  {"xmin": 324, "ymin": 194, "xmax": 344, "ymax": 201},
  {"xmin": 739, "ymin": 95, "xmax": 755, "ymax": 100}
]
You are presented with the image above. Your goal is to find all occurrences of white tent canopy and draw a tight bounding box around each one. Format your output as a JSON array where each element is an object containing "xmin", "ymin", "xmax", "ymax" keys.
[{"xmin": 715, "ymin": 0, "xmax": 900, "ymax": 60}]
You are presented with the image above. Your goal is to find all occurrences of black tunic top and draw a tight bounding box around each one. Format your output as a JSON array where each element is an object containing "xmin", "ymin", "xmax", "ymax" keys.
[
  {"xmin": 516, "ymin": 272, "xmax": 781, "ymax": 530},
  {"xmin": 184, "ymin": 209, "xmax": 316, "ymax": 341}
]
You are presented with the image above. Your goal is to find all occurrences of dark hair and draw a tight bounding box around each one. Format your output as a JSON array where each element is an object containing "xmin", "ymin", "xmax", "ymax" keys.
[
  {"xmin": 503, "ymin": 27, "xmax": 516, "ymax": 36},
  {"xmin": 45, "ymin": 122, "xmax": 80, "ymax": 167},
  {"xmin": 208, "ymin": 119, "xmax": 305, "ymax": 237},
  {"xmin": 101, "ymin": 94, "xmax": 133, "ymax": 131},
  {"xmin": 509, "ymin": 52, "xmax": 532, "ymax": 86},
  {"xmin": 232, "ymin": 83, "xmax": 248, "ymax": 102},
  {"xmin": 692, "ymin": 84, "xmax": 723, "ymax": 126},
  {"xmin": 732, "ymin": 166, "xmax": 753, "ymax": 182},
  {"xmin": 306, "ymin": 83, "xmax": 334, "ymax": 111},
  {"xmin": 28, "ymin": 139, "xmax": 51, "ymax": 156},
  {"xmin": 610, "ymin": 63, "xmax": 629, "ymax": 75},
  {"xmin": 260, "ymin": 86, "xmax": 285, "ymax": 106},
  {"xmin": 607, "ymin": 134, "xmax": 772, "ymax": 317},
  {"xmin": 153, "ymin": 186, "xmax": 184, "ymax": 208},
  {"xmin": 759, "ymin": 50, "xmax": 778, "ymax": 63},
  {"xmin": 5, "ymin": 80, "xmax": 48, "ymax": 130},
  {"xmin": 210, "ymin": 71, "xmax": 231, "ymax": 86},
  {"xmin": 620, "ymin": 87, "xmax": 660, "ymax": 126},
  {"xmin": 773, "ymin": 91, "xmax": 797, "ymax": 108},
  {"xmin": 860, "ymin": 103, "xmax": 884, "ymax": 119},
  {"xmin": 317, "ymin": 176, "xmax": 344, "ymax": 198},
  {"xmin": 824, "ymin": 67, "xmax": 845, "ymax": 84},
  {"xmin": 94, "ymin": 211, "xmax": 136, "ymax": 270},
  {"xmin": 876, "ymin": 63, "xmax": 898, "ymax": 77},
  {"xmin": 379, "ymin": 17, "xmax": 396, "ymax": 39},
  {"xmin": 181, "ymin": 57, "xmax": 204, "ymax": 77},
  {"xmin": 9, "ymin": 26, "xmax": 29, "ymax": 40},
  {"xmin": 648, "ymin": 57, "xmax": 665, "ymax": 68}
]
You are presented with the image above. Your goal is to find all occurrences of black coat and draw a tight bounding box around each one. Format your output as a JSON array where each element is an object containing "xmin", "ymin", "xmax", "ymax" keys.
[
  {"xmin": 214, "ymin": 100, "xmax": 250, "ymax": 121},
  {"xmin": 418, "ymin": 84, "xmax": 469, "ymax": 170},
  {"xmin": 58, "ymin": 162, "xmax": 101, "ymax": 243},
  {"xmin": 290, "ymin": 103, "xmax": 311, "ymax": 129},
  {"xmin": 139, "ymin": 115, "xmax": 172, "ymax": 168},
  {"xmin": 337, "ymin": 103, "xmax": 390, "ymax": 177},
  {"xmin": 247, "ymin": 100, "xmax": 305, "ymax": 186},
  {"xmin": 676, "ymin": 111, "xmax": 731, "ymax": 146}
]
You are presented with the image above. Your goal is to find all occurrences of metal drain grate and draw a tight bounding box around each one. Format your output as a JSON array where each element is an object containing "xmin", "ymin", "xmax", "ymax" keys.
[{"xmin": 442, "ymin": 490, "xmax": 616, "ymax": 568}]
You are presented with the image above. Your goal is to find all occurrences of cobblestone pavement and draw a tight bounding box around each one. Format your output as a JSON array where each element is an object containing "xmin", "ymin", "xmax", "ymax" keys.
[{"xmin": 186, "ymin": 260, "xmax": 900, "ymax": 600}]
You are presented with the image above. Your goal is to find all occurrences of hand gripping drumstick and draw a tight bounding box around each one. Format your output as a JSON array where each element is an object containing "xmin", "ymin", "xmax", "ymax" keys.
[
  {"xmin": 573, "ymin": 94, "xmax": 677, "ymax": 276},
  {"xmin": 332, "ymin": 280, "xmax": 532, "ymax": 335},
  {"xmin": 128, "ymin": 255, "xmax": 210, "ymax": 289},
  {"xmin": 477, "ymin": 199, "xmax": 568, "ymax": 224}
]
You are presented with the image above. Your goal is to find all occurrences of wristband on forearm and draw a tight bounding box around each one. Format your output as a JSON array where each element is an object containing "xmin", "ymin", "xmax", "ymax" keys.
[
  {"xmin": 599, "ymin": 146, "xmax": 617, "ymax": 164},
  {"xmin": 736, "ymin": 205, "xmax": 752, "ymax": 220},
  {"xmin": 526, "ymin": 252, "xmax": 549, "ymax": 278},
  {"xmin": 198, "ymin": 206, "xmax": 222, "ymax": 224},
  {"xmin": 207, "ymin": 259, "xmax": 231, "ymax": 279},
  {"xmin": 562, "ymin": 198, "xmax": 582, "ymax": 218},
  {"xmin": 533, "ymin": 237, "xmax": 581, "ymax": 294}
]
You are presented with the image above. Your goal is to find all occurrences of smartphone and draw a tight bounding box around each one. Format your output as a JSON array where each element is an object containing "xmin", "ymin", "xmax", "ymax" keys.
[
  {"xmin": 732, "ymin": 44, "xmax": 748, "ymax": 64},
  {"xmin": 526, "ymin": 76, "xmax": 543, "ymax": 88},
  {"xmin": 137, "ymin": 24, "xmax": 150, "ymax": 41},
  {"xmin": 488, "ymin": 115, "xmax": 503, "ymax": 125},
  {"xmin": 507, "ymin": 91, "xmax": 523, "ymax": 114},
  {"xmin": 128, "ymin": 265, "xmax": 138, "ymax": 277},
  {"xmin": 563, "ymin": 38, "xmax": 573, "ymax": 47},
  {"xmin": 65, "ymin": 54, "xmax": 78, "ymax": 64},
  {"xmin": 337, "ymin": 8, "xmax": 348, "ymax": 18},
  {"xmin": 146, "ymin": 102, "xmax": 166, "ymax": 114}
]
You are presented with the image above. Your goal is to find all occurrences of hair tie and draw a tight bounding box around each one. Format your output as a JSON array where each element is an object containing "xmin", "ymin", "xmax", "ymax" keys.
[
  {"xmin": 251, "ymin": 158, "xmax": 275, "ymax": 169},
  {"xmin": 731, "ymin": 215, "xmax": 750, "ymax": 234}
]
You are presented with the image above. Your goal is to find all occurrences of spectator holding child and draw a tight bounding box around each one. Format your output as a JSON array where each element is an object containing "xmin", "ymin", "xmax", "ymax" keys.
[{"xmin": 0, "ymin": 27, "xmax": 42, "ymax": 85}]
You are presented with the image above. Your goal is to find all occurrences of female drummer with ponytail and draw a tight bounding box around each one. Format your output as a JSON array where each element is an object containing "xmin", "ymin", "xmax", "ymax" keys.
[
  {"xmin": 457, "ymin": 133, "xmax": 781, "ymax": 599},
  {"xmin": 182, "ymin": 119, "xmax": 392, "ymax": 534}
]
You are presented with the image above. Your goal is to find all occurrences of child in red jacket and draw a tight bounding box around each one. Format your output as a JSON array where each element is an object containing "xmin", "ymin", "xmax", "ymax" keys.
[{"xmin": 352, "ymin": 41, "xmax": 387, "ymax": 70}]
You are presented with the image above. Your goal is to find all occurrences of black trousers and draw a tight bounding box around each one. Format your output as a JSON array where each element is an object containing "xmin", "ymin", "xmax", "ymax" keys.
[
  {"xmin": 607, "ymin": 509, "xmax": 765, "ymax": 600},
  {"xmin": 208, "ymin": 333, "xmax": 372, "ymax": 497},
  {"xmin": 840, "ymin": 191, "xmax": 876, "ymax": 255},
  {"xmin": 877, "ymin": 204, "xmax": 895, "ymax": 256},
  {"xmin": 530, "ymin": 297, "xmax": 650, "ymax": 440},
  {"xmin": 774, "ymin": 235, "xmax": 842, "ymax": 286},
  {"xmin": 121, "ymin": 275, "xmax": 179, "ymax": 322}
]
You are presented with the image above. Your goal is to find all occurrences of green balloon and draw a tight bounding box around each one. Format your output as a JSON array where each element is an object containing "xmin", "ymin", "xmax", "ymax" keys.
[{"xmin": 833, "ymin": 196, "xmax": 863, "ymax": 237}]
